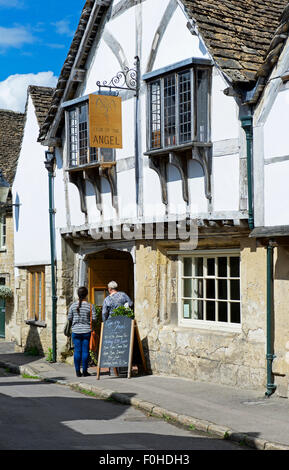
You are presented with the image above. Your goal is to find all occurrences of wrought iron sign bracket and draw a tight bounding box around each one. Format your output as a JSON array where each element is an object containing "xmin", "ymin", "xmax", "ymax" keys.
[{"xmin": 96, "ymin": 56, "xmax": 140, "ymax": 97}]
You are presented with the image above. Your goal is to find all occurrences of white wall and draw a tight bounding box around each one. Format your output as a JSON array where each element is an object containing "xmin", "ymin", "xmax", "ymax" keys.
[
  {"xmin": 13, "ymin": 96, "xmax": 67, "ymax": 266},
  {"xmin": 262, "ymin": 86, "xmax": 289, "ymax": 226},
  {"xmin": 13, "ymin": 96, "xmax": 51, "ymax": 266},
  {"xmin": 62, "ymin": 0, "xmax": 242, "ymax": 228}
]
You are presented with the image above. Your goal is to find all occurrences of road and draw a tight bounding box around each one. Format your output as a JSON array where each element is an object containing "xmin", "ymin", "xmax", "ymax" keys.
[{"xmin": 0, "ymin": 368, "xmax": 248, "ymax": 451}]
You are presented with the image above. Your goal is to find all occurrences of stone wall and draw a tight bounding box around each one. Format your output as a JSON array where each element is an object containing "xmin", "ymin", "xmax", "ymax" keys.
[
  {"xmin": 135, "ymin": 237, "xmax": 268, "ymax": 390},
  {"xmin": 0, "ymin": 214, "xmax": 15, "ymax": 341},
  {"xmin": 272, "ymin": 245, "xmax": 289, "ymax": 397}
]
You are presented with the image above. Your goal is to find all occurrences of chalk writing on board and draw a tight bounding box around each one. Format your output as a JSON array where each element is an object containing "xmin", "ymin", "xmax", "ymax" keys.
[{"xmin": 99, "ymin": 316, "xmax": 132, "ymax": 368}]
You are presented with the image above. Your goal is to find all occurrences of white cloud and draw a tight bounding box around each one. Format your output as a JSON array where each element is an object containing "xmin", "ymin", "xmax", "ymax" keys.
[
  {"xmin": 0, "ymin": 0, "xmax": 23, "ymax": 7},
  {"xmin": 0, "ymin": 72, "xmax": 58, "ymax": 112},
  {"xmin": 0, "ymin": 26, "xmax": 34, "ymax": 49},
  {"xmin": 52, "ymin": 19, "xmax": 74, "ymax": 37}
]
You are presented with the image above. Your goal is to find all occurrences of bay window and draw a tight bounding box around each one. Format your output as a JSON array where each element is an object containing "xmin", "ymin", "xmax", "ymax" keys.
[
  {"xmin": 147, "ymin": 62, "xmax": 211, "ymax": 151},
  {"xmin": 65, "ymin": 100, "xmax": 115, "ymax": 168}
]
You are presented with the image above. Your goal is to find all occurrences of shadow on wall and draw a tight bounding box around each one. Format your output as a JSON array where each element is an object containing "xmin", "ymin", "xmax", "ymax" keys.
[
  {"xmin": 24, "ymin": 325, "xmax": 45, "ymax": 357},
  {"xmin": 141, "ymin": 336, "xmax": 152, "ymax": 374},
  {"xmin": 274, "ymin": 246, "xmax": 289, "ymax": 281}
]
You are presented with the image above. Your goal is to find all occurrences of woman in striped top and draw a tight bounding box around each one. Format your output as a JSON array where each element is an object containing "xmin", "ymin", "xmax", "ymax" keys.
[{"xmin": 68, "ymin": 286, "xmax": 97, "ymax": 377}]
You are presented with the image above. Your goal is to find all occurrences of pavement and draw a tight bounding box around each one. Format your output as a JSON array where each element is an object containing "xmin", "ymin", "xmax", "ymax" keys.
[{"xmin": 1, "ymin": 340, "xmax": 289, "ymax": 451}]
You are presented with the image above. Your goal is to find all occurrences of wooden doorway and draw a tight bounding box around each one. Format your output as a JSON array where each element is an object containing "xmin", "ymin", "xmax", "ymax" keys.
[{"xmin": 88, "ymin": 249, "xmax": 134, "ymax": 306}]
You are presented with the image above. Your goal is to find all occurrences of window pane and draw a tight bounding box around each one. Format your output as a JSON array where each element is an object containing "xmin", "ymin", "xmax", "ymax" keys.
[
  {"xmin": 32, "ymin": 274, "xmax": 36, "ymax": 317},
  {"xmin": 69, "ymin": 109, "xmax": 78, "ymax": 166},
  {"xmin": 179, "ymin": 71, "xmax": 191, "ymax": 143},
  {"xmin": 197, "ymin": 69, "xmax": 209, "ymax": 142},
  {"xmin": 94, "ymin": 289, "xmax": 105, "ymax": 306},
  {"xmin": 230, "ymin": 257, "xmax": 240, "ymax": 278},
  {"xmin": 150, "ymin": 81, "xmax": 161, "ymax": 148},
  {"xmin": 193, "ymin": 299, "xmax": 203, "ymax": 320},
  {"xmin": 183, "ymin": 258, "xmax": 192, "ymax": 276},
  {"xmin": 230, "ymin": 280, "xmax": 240, "ymax": 300},
  {"xmin": 183, "ymin": 279, "xmax": 192, "ymax": 298},
  {"xmin": 101, "ymin": 148, "xmax": 115, "ymax": 163},
  {"xmin": 164, "ymin": 74, "xmax": 176, "ymax": 146},
  {"xmin": 218, "ymin": 279, "xmax": 227, "ymax": 300},
  {"xmin": 218, "ymin": 302, "xmax": 227, "ymax": 322},
  {"xmin": 206, "ymin": 279, "xmax": 215, "ymax": 299},
  {"xmin": 218, "ymin": 257, "xmax": 227, "ymax": 277},
  {"xmin": 38, "ymin": 274, "xmax": 42, "ymax": 320},
  {"xmin": 193, "ymin": 257, "xmax": 203, "ymax": 276},
  {"xmin": 206, "ymin": 301, "xmax": 215, "ymax": 321},
  {"xmin": 79, "ymin": 104, "xmax": 88, "ymax": 165},
  {"xmin": 207, "ymin": 258, "xmax": 215, "ymax": 276},
  {"xmin": 231, "ymin": 303, "xmax": 240, "ymax": 323},
  {"xmin": 90, "ymin": 146, "xmax": 98, "ymax": 163},
  {"xmin": 183, "ymin": 299, "xmax": 192, "ymax": 319},
  {"xmin": 192, "ymin": 278, "xmax": 203, "ymax": 299}
]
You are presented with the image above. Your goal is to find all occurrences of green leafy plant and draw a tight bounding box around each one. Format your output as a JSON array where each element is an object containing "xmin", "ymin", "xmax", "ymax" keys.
[
  {"xmin": 89, "ymin": 350, "xmax": 98, "ymax": 365},
  {"xmin": 94, "ymin": 305, "xmax": 102, "ymax": 327},
  {"xmin": 46, "ymin": 348, "xmax": 53, "ymax": 362},
  {"xmin": 111, "ymin": 305, "xmax": 134, "ymax": 319},
  {"xmin": 0, "ymin": 286, "xmax": 13, "ymax": 299},
  {"xmin": 22, "ymin": 373, "xmax": 39, "ymax": 380}
]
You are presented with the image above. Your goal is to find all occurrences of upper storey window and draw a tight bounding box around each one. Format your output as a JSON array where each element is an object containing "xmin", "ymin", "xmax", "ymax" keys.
[
  {"xmin": 65, "ymin": 100, "xmax": 115, "ymax": 168},
  {"xmin": 146, "ymin": 61, "xmax": 211, "ymax": 151}
]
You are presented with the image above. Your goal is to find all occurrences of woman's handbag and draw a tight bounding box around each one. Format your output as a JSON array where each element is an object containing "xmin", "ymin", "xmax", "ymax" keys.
[
  {"xmin": 64, "ymin": 318, "xmax": 72, "ymax": 337},
  {"xmin": 89, "ymin": 305, "xmax": 99, "ymax": 353}
]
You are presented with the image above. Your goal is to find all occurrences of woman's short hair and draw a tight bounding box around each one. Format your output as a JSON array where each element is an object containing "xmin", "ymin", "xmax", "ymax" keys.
[{"xmin": 108, "ymin": 281, "xmax": 118, "ymax": 290}]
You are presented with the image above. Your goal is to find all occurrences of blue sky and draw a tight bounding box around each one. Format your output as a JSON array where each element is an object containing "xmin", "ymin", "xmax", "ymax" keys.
[{"xmin": 0, "ymin": 0, "xmax": 84, "ymax": 111}]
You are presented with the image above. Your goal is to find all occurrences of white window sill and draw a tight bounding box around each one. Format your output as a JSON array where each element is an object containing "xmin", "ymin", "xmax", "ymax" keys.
[{"xmin": 178, "ymin": 319, "xmax": 242, "ymax": 334}]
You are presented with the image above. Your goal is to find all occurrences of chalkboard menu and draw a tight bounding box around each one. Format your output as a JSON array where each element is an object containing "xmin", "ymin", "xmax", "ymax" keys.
[{"xmin": 97, "ymin": 316, "xmax": 134, "ymax": 378}]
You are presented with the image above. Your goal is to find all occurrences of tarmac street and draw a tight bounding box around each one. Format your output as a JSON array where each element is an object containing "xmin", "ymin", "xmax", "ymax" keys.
[
  {"xmin": 0, "ymin": 340, "xmax": 289, "ymax": 451},
  {"xmin": 0, "ymin": 368, "xmax": 245, "ymax": 451}
]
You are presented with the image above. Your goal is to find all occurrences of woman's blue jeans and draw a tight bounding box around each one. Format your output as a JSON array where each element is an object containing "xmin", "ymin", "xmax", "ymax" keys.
[{"xmin": 72, "ymin": 332, "xmax": 91, "ymax": 373}]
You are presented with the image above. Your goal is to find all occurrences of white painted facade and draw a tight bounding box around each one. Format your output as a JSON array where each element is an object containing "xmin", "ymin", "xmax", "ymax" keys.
[
  {"xmin": 253, "ymin": 37, "xmax": 289, "ymax": 228},
  {"xmin": 59, "ymin": 0, "xmax": 244, "ymax": 231}
]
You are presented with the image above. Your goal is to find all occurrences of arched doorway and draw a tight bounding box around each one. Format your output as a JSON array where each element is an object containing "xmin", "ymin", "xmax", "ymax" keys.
[{"xmin": 87, "ymin": 249, "xmax": 134, "ymax": 307}]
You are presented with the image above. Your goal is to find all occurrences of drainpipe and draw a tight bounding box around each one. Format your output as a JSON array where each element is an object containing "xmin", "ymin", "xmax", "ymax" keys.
[
  {"xmin": 265, "ymin": 240, "xmax": 276, "ymax": 397},
  {"xmin": 45, "ymin": 149, "xmax": 57, "ymax": 363},
  {"xmin": 241, "ymin": 116, "xmax": 254, "ymax": 229}
]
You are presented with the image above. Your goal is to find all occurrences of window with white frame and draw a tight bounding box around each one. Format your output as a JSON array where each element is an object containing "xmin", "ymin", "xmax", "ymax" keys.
[
  {"xmin": 0, "ymin": 215, "xmax": 6, "ymax": 250},
  {"xmin": 179, "ymin": 252, "xmax": 241, "ymax": 327},
  {"xmin": 148, "ymin": 65, "xmax": 211, "ymax": 151},
  {"xmin": 66, "ymin": 101, "xmax": 115, "ymax": 168}
]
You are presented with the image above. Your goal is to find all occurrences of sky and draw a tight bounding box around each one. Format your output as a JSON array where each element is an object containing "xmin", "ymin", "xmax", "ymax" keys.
[{"xmin": 0, "ymin": 0, "xmax": 84, "ymax": 112}]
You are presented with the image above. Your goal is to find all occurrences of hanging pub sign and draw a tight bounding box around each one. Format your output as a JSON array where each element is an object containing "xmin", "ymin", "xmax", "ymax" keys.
[{"xmin": 89, "ymin": 94, "xmax": 122, "ymax": 149}]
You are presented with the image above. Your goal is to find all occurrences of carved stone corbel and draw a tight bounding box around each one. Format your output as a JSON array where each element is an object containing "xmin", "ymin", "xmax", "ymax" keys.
[
  {"xmin": 169, "ymin": 152, "xmax": 189, "ymax": 203},
  {"xmin": 99, "ymin": 164, "xmax": 118, "ymax": 212},
  {"xmin": 69, "ymin": 171, "xmax": 87, "ymax": 214},
  {"xmin": 149, "ymin": 156, "xmax": 168, "ymax": 205},
  {"xmin": 191, "ymin": 146, "xmax": 212, "ymax": 200},
  {"xmin": 84, "ymin": 167, "xmax": 102, "ymax": 213}
]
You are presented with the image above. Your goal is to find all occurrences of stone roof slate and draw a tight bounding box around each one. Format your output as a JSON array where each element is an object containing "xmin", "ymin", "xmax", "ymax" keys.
[
  {"xmin": 0, "ymin": 109, "xmax": 25, "ymax": 185},
  {"xmin": 28, "ymin": 85, "xmax": 55, "ymax": 128},
  {"xmin": 181, "ymin": 0, "xmax": 289, "ymax": 84}
]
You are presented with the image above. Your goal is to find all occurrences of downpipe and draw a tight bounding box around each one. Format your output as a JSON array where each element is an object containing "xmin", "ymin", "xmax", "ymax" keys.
[
  {"xmin": 45, "ymin": 150, "xmax": 57, "ymax": 363},
  {"xmin": 265, "ymin": 241, "xmax": 276, "ymax": 397},
  {"xmin": 241, "ymin": 116, "xmax": 254, "ymax": 230}
]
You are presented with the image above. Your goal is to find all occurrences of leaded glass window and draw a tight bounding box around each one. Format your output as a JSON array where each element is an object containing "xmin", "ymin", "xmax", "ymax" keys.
[{"xmin": 148, "ymin": 66, "xmax": 210, "ymax": 150}]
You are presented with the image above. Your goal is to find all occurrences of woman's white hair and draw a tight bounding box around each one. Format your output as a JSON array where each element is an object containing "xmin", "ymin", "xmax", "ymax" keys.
[{"xmin": 108, "ymin": 281, "xmax": 118, "ymax": 290}]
